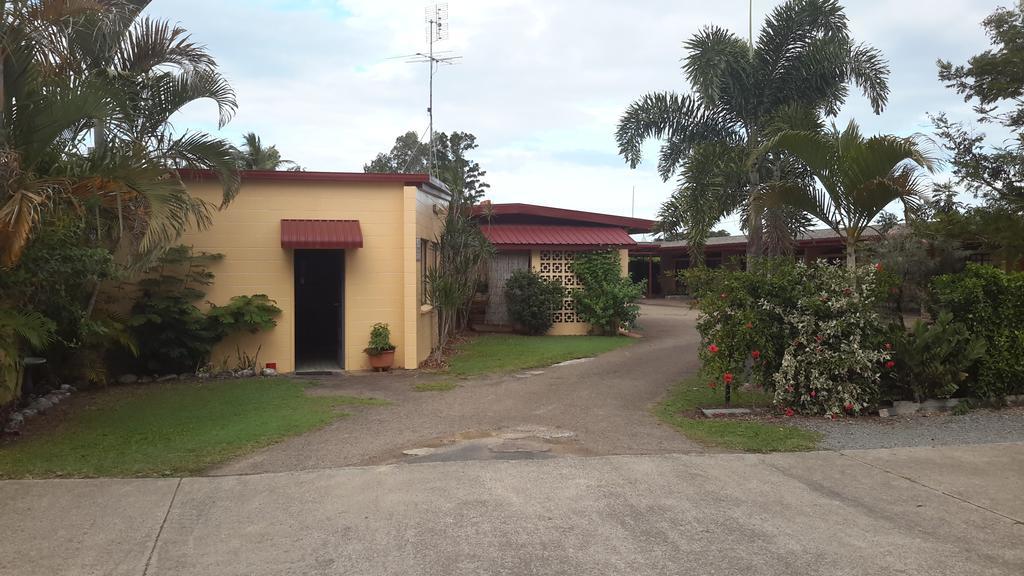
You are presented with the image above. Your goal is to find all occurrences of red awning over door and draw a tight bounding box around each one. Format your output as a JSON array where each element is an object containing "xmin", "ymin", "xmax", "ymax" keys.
[{"xmin": 280, "ymin": 219, "xmax": 363, "ymax": 249}]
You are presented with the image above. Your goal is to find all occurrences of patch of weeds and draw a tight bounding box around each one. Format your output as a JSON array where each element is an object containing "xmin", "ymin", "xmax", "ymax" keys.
[
  {"xmin": 328, "ymin": 395, "xmax": 391, "ymax": 407},
  {"xmin": 414, "ymin": 380, "xmax": 459, "ymax": 392},
  {"xmin": 950, "ymin": 399, "xmax": 973, "ymax": 416},
  {"xmin": 655, "ymin": 378, "xmax": 820, "ymax": 453}
]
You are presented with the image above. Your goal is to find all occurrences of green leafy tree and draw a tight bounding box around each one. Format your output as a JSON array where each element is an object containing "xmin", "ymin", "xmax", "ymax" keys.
[
  {"xmin": 930, "ymin": 3, "xmax": 1024, "ymax": 268},
  {"xmin": 616, "ymin": 0, "xmax": 888, "ymax": 267},
  {"xmin": 766, "ymin": 120, "xmax": 936, "ymax": 268},
  {"xmin": 365, "ymin": 130, "xmax": 489, "ymax": 201}
]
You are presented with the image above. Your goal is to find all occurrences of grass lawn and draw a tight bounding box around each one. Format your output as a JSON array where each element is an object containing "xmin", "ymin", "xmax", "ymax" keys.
[
  {"xmin": 414, "ymin": 380, "xmax": 459, "ymax": 392},
  {"xmin": 0, "ymin": 378, "xmax": 385, "ymax": 478},
  {"xmin": 655, "ymin": 378, "xmax": 821, "ymax": 452},
  {"xmin": 447, "ymin": 334, "xmax": 634, "ymax": 377}
]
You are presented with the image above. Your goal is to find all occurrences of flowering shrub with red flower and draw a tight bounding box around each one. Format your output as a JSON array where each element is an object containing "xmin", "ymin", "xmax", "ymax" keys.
[
  {"xmin": 686, "ymin": 260, "xmax": 807, "ymax": 404},
  {"xmin": 688, "ymin": 260, "xmax": 896, "ymax": 415}
]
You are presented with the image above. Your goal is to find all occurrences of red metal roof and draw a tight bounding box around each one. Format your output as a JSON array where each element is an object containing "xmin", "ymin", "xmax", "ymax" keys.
[
  {"xmin": 481, "ymin": 224, "xmax": 636, "ymax": 249},
  {"xmin": 473, "ymin": 203, "xmax": 654, "ymax": 234},
  {"xmin": 281, "ymin": 220, "xmax": 363, "ymax": 249}
]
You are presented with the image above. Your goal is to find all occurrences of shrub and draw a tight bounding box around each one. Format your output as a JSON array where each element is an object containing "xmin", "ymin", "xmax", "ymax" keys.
[
  {"xmin": 689, "ymin": 260, "xmax": 892, "ymax": 415},
  {"xmin": 570, "ymin": 251, "xmax": 644, "ymax": 335},
  {"xmin": 929, "ymin": 264, "xmax": 1024, "ymax": 399},
  {"xmin": 504, "ymin": 270, "xmax": 565, "ymax": 335},
  {"xmin": 685, "ymin": 259, "xmax": 805, "ymax": 400},
  {"xmin": 127, "ymin": 246, "xmax": 281, "ymax": 374},
  {"xmin": 365, "ymin": 323, "xmax": 396, "ymax": 355},
  {"xmin": 769, "ymin": 263, "xmax": 890, "ymax": 416},
  {"xmin": 880, "ymin": 312, "xmax": 986, "ymax": 402}
]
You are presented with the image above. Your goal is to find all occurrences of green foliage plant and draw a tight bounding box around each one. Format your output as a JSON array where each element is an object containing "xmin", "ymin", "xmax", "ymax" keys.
[
  {"xmin": 881, "ymin": 313, "xmax": 986, "ymax": 402},
  {"xmin": 570, "ymin": 251, "xmax": 644, "ymax": 335},
  {"xmin": 127, "ymin": 246, "xmax": 281, "ymax": 374},
  {"xmin": 365, "ymin": 323, "xmax": 396, "ymax": 356},
  {"xmin": 504, "ymin": 270, "xmax": 565, "ymax": 335},
  {"xmin": 929, "ymin": 264, "xmax": 1024, "ymax": 399}
]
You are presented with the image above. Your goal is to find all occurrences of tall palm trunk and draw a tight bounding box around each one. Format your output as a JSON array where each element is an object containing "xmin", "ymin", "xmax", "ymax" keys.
[
  {"xmin": 846, "ymin": 239, "xmax": 857, "ymax": 270},
  {"xmin": 745, "ymin": 134, "xmax": 762, "ymax": 271}
]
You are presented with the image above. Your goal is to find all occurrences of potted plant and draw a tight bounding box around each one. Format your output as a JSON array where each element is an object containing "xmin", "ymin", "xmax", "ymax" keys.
[{"xmin": 364, "ymin": 323, "xmax": 396, "ymax": 371}]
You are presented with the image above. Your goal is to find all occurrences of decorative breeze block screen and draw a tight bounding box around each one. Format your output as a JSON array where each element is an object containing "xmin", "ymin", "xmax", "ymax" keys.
[{"xmin": 538, "ymin": 250, "xmax": 583, "ymax": 323}]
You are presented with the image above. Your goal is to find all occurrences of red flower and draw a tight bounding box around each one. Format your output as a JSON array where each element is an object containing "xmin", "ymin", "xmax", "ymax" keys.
[
  {"xmin": 815, "ymin": 335, "xmax": 824, "ymax": 343},
  {"xmin": 885, "ymin": 360, "xmax": 896, "ymax": 369},
  {"xmin": 844, "ymin": 402, "xmax": 854, "ymax": 412},
  {"xmin": 874, "ymin": 263, "xmax": 883, "ymax": 272},
  {"xmin": 708, "ymin": 344, "xmax": 719, "ymax": 354},
  {"xmin": 744, "ymin": 322, "xmax": 753, "ymax": 329},
  {"xmin": 723, "ymin": 372, "xmax": 734, "ymax": 384},
  {"xmin": 784, "ymin": 408, "xmax": 795, "ymax": 417},
  {"xmin": 884, "ymin": 342, "xmax": 892, "ymax": 350},
  {"xmin": 708, "ymin": 381, "xmax": 717, "ymax": 389},
  {"xmin": 810, "ymin": 390, "xmax": 817, "ymax": 398},
  {"xmin": 751, "ymin": 350, "xmax": 761, "ymax": 360}
]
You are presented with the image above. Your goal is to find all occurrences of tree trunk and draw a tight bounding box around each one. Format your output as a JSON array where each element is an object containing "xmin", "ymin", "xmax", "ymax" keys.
[
  {"xmin": 746, "ymin": 164, "xmax": 763, "ymax": 271},
  {"xmin": 93, "ymin": 120, "xmax": 107, "ymax": 154},
  {"xmin": 846, "ymin": 240, "xmax": 857, "ymax": 270},
  {"xmin": 745, "ymin": 133, "xmax": 763, "ymax": 271}
]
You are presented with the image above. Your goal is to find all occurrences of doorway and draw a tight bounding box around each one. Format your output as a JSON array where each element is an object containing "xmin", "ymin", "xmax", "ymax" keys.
[{"xmin": 294, "ymin": 250, "xmax": 344, "ymax": 372}]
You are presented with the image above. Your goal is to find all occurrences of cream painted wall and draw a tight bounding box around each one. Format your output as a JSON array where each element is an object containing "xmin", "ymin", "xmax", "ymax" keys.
[
  {"xmin": 526, "ymin": 247, "xmax": 634, "ymax": 336},
  {"xmin": 181, "ymin": 179, "xmax": 442, "ymax": 372},
  {"xmin": 414, "ymin": 188, "xmax": 445, "ymax": 365}
]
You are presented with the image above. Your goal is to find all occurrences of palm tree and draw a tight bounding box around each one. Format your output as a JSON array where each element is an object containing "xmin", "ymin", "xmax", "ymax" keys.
[
  {"xmin": 767, "ymin": 120, "xmax": 936, "ymax": 269},
  {"xmin": 0, "ymin": 0, "xmax": 117, "ymax": 266},
  {"xmin": 616, "ymin": 0, "xmax": 889, "ymax": 268},
  {"xmin": 237, "ymin": 132, "xmax": 296, "ymax": 170},
  {"xmin": 65, "ymin": 6, "xmax": 241, "ymax": 255},
  {"xmin": 0, "ymin": 1, "xmax": 242, "ymax": 265}
]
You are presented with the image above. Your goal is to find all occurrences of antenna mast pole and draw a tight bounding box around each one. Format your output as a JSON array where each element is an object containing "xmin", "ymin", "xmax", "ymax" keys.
[
  {"xmin": 419, "ymin": 3, "xmax": 457, "ymax": 177},
  {"xmin": 749, "ymin": 0, "xmax": 754, "ymax": 50},
  {"xmin": 427, "ymin": 11, "xmax": 435, "ymax": 174}
]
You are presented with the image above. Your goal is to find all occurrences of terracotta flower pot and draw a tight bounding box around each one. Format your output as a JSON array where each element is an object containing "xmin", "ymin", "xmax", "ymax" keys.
[{"xmin": 367, "ymin": 349, "xmax": 395, "ymax": 372}]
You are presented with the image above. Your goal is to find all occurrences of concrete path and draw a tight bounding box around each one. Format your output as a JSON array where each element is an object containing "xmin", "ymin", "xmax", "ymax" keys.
[
  {"xmin": 2, "ymin": 444, "xmax": 1021, "ymax": 576},
  {"xmin": 211, "ymin": 304, "xmax": 704, "ymax": 475}
]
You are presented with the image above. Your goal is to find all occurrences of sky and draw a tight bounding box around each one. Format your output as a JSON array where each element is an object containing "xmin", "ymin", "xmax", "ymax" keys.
[{"xmin": 145, "ymin": 0, "xmax": 1002, "ymax": 233}]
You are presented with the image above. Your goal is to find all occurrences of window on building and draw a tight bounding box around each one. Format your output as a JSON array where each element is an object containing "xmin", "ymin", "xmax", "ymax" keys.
[{"xmin": 420, "ymin": 239, "xmax": 437, "ymax": 305}]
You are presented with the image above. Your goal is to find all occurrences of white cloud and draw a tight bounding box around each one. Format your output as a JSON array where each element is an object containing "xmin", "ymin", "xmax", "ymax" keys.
[{"xmin": 144, "ymin": 0, "xmax": 1006, "ymax": 227}]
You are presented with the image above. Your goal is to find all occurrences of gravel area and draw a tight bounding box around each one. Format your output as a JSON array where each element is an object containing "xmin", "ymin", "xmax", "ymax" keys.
[{"xmin": 791, "ymin": 407, "xmax": 1024, "ymax": 450}]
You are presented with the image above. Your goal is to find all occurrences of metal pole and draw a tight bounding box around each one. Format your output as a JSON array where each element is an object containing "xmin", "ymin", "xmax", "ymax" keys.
[
  {"xmin": 749, "ymin": 0, "xmax": 754, "ymax": 50},
  {"xmin": 428, "ymin": 23, "xmax": 434, "ymax": 176}
]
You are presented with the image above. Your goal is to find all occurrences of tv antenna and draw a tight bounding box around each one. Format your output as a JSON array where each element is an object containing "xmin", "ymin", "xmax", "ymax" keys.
[{"xmin": 401, "ymin": 4, "xmax": 461, "ymax": 176}]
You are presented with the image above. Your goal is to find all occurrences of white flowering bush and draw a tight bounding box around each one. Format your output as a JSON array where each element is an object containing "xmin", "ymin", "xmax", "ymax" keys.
[{"xmin": 769, "ymin": 263, "xmax": 891, "ymax": 416}]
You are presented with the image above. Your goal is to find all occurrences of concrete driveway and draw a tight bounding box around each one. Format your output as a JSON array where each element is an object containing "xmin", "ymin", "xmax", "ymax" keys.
[
  {"xmin": 211, "ymin": 303, "xmax": 705, "ymax": 475},
  {"xmin": 2, "ymin": 443, "xmax": 1021, "ymax": 576}
]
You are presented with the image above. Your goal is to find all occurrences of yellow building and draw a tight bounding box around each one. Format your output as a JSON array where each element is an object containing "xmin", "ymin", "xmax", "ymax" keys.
[{"xmin": 181, "ymin": 170, "xmax": 448, "ymax": 373}]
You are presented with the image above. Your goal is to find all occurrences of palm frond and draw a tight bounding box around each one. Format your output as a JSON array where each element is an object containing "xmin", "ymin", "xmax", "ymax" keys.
[
  {"xmin": 165, "ymin": 132, "xmax": 241, "ymax": 207},
  {"xmin": 683, "ymin": 26, "xmax": 752, "ymax": 111},
  {"xmin": 615, "ymin": 91, "xmax": 736, "ymax": 179},
  {"xmin": 115, "ymin": 16, "xmax": 216, "ymax": 74}
]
